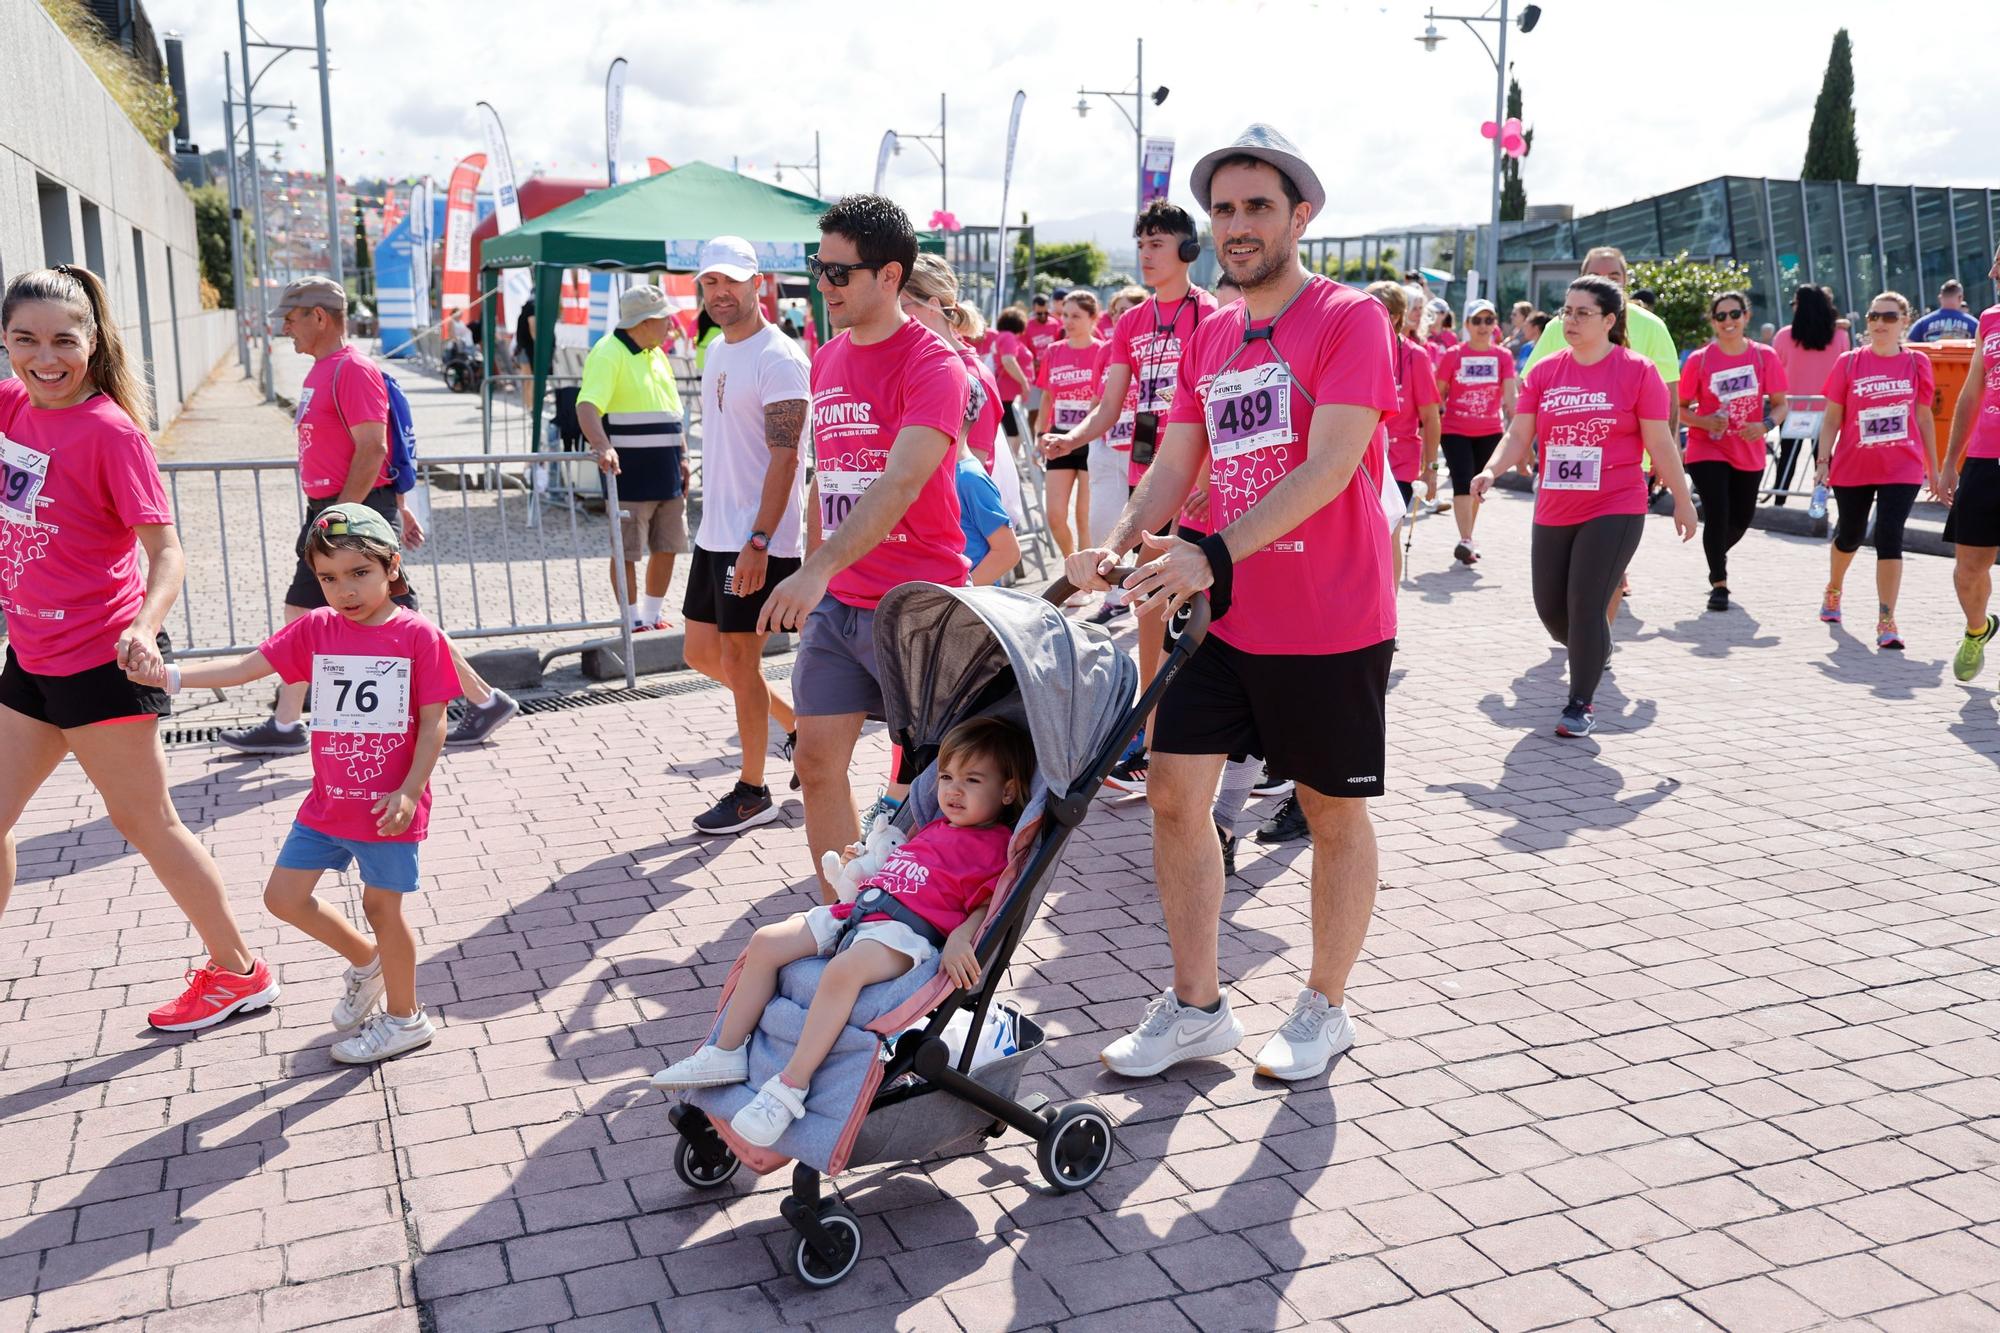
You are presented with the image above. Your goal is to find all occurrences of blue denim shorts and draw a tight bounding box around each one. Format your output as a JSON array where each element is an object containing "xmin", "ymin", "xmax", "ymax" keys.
[{"xmin": 275, "ymin": 822, "xmax": 422, "ymax": 893}]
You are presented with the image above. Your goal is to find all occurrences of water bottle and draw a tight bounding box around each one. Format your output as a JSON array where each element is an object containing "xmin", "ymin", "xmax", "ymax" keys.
[{"xmin": 1808, "ymin": 484, "xmax": 1828, "ymax": 520}]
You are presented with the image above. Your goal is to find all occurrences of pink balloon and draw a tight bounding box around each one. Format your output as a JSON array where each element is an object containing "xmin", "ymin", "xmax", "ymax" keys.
[
  {"xmin": 1503, "ymin": 117, "xmax": 1523, "ymax": 137},
  {"xmin": 1502, "ymin": 133, "xmax": 1526, "ymax": 156},
  {"xmin": 1480, "ymin": 120, "xmax": 1500, "ymax": 139}
]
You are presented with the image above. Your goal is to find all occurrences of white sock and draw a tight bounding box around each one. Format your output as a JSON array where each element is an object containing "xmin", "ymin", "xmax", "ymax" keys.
[
  {"xmin": 272, "ymin": 717, "xmax": 303, "ymax": 732},
  {"xmin": 639, "ymin": 594, "xmax": 664, "ymax": 625},
  {"xmin": 389, "ymin": 1008, "xmax": 425, "ymax": 1026},
  {"xmin": 353, "ymin": 955, "xmax": 382, "ymax": 978},
  {"xmin": 1212, "ymin": 756, "xmax": 1259, "ymax": 833},
  {"xmin": 626, "ymin": 603, "xmax": 641, "ymax": 625}
]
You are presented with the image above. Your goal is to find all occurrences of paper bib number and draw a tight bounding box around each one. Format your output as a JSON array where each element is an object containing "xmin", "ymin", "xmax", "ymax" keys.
[
  {"xmin": 1710, "ymin": 366, "xmax": 1758, "ymax": 402},
  {"xmin": 1858, "ymin": 404, "xmax": 1910, "ymax": 444},
  {"xmin": 1109, "ymin": 413, "xmax": 1135, "ymax": 447},
  {"xmin": 1207, "ymin": 364, "xmax": 1295, "ymax": 460},
  {"xmin": 311, "ymin": 654, "xmax": 412, "ymax": 734},
  {"xmin": 1054, "ymin": 400, "xmax": 1090, "ymax": 430},
  {"xmin": 1456, "ymin": 355, "xmax": 1500, "ymax": 385},
  {"xmin": 0, "ymin": 434, "xmax": 51, "ymax": 525},
  {"xmin": 817, "ymin": 468, "xmax": 880, "ymax": 536},
  {"xmin": 1138, "ymin": 372, "xmax": 1175, "ymax": 413},
  {"xmin": 1541, "ymin": 445, "xmax": 1603, "ymax": 491}
]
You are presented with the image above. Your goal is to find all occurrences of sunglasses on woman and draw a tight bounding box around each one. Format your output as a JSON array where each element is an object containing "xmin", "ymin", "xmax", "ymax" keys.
[
  {"xmin": 1710, "ymin": 308, "xmax": 1745, "ymax": 321},
  {"xmin": 1467, "ymin": 315, "xmax": 1498, "ymax": 325},
  {"xmin": 1865, "ymin": 310, "xmax": 1902, "ymax": 323},
  {"xmin": 807, "ymin": 255, "xmax": 883, "ymax": 287}
]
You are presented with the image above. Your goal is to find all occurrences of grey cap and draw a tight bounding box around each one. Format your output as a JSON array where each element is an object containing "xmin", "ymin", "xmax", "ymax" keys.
[
  {"xmin": 1190, "ymin": 124, "xmax": 1325, "ymax": 219},
  {"xmin": 617, "ymin": 284, "xmax": 672, "ymax": 329},
  {"xmin": 274, "ymin": 276, "xmax": 347, "ymax": 314}
]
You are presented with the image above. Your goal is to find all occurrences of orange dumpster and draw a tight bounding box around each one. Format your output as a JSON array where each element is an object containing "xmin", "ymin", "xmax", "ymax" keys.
[{"xmin": 1911, "ymin": 340, "xmax": 1974, "ymax": 466}]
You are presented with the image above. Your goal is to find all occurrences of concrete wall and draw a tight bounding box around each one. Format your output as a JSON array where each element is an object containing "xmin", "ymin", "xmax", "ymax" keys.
[{"xmin": 0, "ymin": 0, "xmax": 221, "ymax": 428}]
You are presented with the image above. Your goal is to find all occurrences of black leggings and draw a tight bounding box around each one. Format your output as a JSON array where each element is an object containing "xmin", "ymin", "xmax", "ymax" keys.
[
  {"xmin": 1532, "ymin": 515, "xmax": 1645, "ymax": 707},
  {"xmin": 1687, "ymin": 461, "xmax": 1762, "ymax": 585},
  {"xmin": 1832, "ymin": 483, "xmax": 1919, "ymax": 561}
]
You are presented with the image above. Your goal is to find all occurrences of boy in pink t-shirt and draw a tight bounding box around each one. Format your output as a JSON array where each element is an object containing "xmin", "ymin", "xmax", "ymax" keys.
[
  {"xmin": 128, "ymin": 504, "xmax": 459, "ymax": 1064},
  {"xmin": 653, "ymin": 718, "xmax": 1034, "ymax": 1148}
]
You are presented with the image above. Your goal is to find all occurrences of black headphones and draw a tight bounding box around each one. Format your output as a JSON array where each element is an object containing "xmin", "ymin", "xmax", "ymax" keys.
[{"xmin": 1177, "ymin": 234, "xmax": 1201, "ymax": 265}]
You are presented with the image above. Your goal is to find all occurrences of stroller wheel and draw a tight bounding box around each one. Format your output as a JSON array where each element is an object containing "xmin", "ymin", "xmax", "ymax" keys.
[
  {"xmin": 792, "ymin": 1204, "xmax": 863, "ymax": 1288},
  {"xmin": 1038, "ymin": 1102, "xmax": 1115, "ymax": 1193},
  {"xmin": 673, "ymin": 1133, "xmax": 740, "ymax": 1190}
]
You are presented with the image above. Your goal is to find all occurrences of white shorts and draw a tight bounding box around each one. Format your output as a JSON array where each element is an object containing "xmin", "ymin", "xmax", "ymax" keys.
[{"xmin": 804, "ymin": 904, "xmax": 938, "ymax": 969}]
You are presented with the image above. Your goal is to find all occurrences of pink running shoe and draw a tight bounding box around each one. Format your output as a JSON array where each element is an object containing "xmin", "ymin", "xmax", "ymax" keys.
[
  {"xmin": 1819, "ymin": 588, "xmax": 1843, "ymax": 624},
  {"xmin": 148, "ymin": 958, "xmax": 280, "ymax": 1032}
]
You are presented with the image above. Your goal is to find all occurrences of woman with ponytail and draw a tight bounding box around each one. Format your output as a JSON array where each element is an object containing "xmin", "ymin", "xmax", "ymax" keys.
[
  {"xmin": 1472, "ymin": 275, "xmax": 1697, "ymax": 738},
  {"xmin": 0, "ymin": 266, "xmax": 274, "ymax": 1031}
]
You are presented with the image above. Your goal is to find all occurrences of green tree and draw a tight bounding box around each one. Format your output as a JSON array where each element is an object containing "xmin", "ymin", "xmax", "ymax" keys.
[
  {"xmin": 1499, "ymin": 78, "xmax": 1533, "ymax": 223},
  {"xmin": 184, "ymin": 181, "xmax": 236, "ymax": 309},
  {"xmin": 1802, "ymin": 29, "xmax": 1859, "ymax": 182},
  {"xmin": 1314, "ymin": 247, "xmax": 1399, "ymax": 283},
  {"xmin": 1014, "ymin": 239, "xmax": 1108, "ymax": 288},
  {"xmin": 1629, "ymin": 251, "xmax": 1755, "ymax": 355},
  {"xmin": 352, "ymin": 202, "xmax": 372, "ymax": 306}
]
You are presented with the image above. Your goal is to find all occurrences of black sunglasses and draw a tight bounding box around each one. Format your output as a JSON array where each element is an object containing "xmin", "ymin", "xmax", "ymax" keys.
[
  {"xmin": 1467, "ymin": 315, "xmax": 1499, "ymax": 325},
  {"xmin": 1710, "ymin": 308, "xmax": 1746, "ymax": 321},
  {"xmin": 1866, "ymin": 310, "xmax": 1902, "ymax": 322},
  {"xmin": 807, "ymin": 255, "xmax": 882, "ymax": 287}
]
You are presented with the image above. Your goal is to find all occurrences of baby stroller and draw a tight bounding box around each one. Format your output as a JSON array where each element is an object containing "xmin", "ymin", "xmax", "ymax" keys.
[{"xmin": 665, "ymin": 571, "xmax": 1212, "ymax": 1286}]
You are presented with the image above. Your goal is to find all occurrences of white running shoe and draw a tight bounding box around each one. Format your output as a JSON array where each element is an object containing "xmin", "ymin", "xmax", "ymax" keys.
[
  {"xmin": 331, "ymin": 1009, "xmax": 436, "ymax": 1065},
  {"xmin": 331, "ymin": 959, "xmax": 385, "ymax": 1030},
  {"xmin": 1253, "ymin": 989, "xmax": 1355, "ymax": 1081},
  {"xmin": 1099, "ymin": 989, "xmax": 1244, "ymax": 1078},
  {"xmin": 650, "ymin": 1041, "xmax": 750, "ymax": 1090},
  {"xmin": 730, "ymin": 1074, "xmax": 808, "ymax": 1147}
]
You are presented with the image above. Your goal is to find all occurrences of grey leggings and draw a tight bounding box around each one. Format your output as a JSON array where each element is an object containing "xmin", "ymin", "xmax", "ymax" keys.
[{"xmin": 1532, "ymin": 514, "xmax": 1646, "ymax": 706}]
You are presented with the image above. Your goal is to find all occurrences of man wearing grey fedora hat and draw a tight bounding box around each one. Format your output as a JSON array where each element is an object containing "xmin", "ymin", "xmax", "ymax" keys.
[{"xmin": 1068, "ymin": 124, "xmax": 1401, "ymax": 1085}]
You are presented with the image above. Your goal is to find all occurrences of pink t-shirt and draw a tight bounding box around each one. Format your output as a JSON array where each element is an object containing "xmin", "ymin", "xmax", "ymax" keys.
[
  {"xmin": 259, "ymin": 607, "xmax": 461, "ymax": 843},
  {"xmin": 1387, "ymin": 336, "xmax": 1442, "ymax": 483},
  {"xmin": 811, "ymin": 319, "xmax": 971, "ymax": 609},
  {"xmin": 1518, "ymin": 347, "xmax": 1671, "ymax": 527},
  {"xmin": 1680, "ymin": 341, "xmax": 1788, "ymax": 470},
  {"xmin": 993, "ymin": 331, "xmax": 1030, "ymax": 403},
  {"xmin": 1434, "ymin": 342, "xmax": 1516, "ymax": 436},
  {"xmin": 1041, "ymin": 339, "xmax": 1104, "ymax": 436},
  {"xmin": 0, "ymin": 380, "xmax": 172, "ymax": 675},
  {"xmin": 1024, "ymin": 317, "xmax": 1062, "ymax": 379},
  {"xmin": 296, "ymin": 346, "xmax": 392, "ymax": 499},
  {"xmin": 957, "ymin": 347, "xmax": 1002, "ymax": 474},
  {"xmin": 1110, "ymin": 288, "xmax": 1219, "ymax": 486},
  {"xmin": 828, "ymin": 817, "xmax": 1010, "ymax": 937},
  {"xmin": 1824, "ymin": 347, "xmax": 1935, "ymax": 487},
  {"xmin": 1428, "ymin": 329, "xmax": 1460, "ymax": 352},
  {"xmin": 1170, "ymin": 276, "xmax": 1401, "ymax": 656},
  {"xmin": 1772, "ymin": 324, "xmax": 1852, "ymax": 400},
  {"xmin": 1968, "ymin": 307, "xmax": 2000, "ymax": 462}
]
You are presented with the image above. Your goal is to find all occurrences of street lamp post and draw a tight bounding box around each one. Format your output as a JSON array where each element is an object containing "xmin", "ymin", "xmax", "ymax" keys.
[
  {"xmin": 222, "ymin": 54, "xmax": 249, "ymax": 377},
  {"xmin": 1415, "ymin": 4, "xmax": 1542, "ymax": 305},
  {"xmin": 312, "ymin": 0, "xmax": 339, "ymax": 286},
  {"xmin": 888, "ymin": 96, "xmax": 948, "ymax": 215},
  {"xmin": 1075, "ymin": 38, "xmax": 1169, "ymax": 216},
  {"xmin": 776, "ymin": 130, "xmax": 823, "ymax": 198}
]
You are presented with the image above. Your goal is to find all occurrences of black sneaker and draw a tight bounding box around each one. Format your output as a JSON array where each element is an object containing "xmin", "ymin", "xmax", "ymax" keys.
[
  {"xmin": 693, "ymin": 782, "xmax": 778, "ymax": 836},
  {"xmin": 1706, "ymin": 585, "xmax": 1729, "ymax": 613},
  {"xmin": 446, "ymin": 690, "xmax": 520, "ymax": 746},
  {"xmin": 1103, "ymin": 751, "xmax": 1149, "ymax": 795},
  {"xmin": 781, "ymin": 731, "xmax": 801, "ymax": 791},
  {"xmin": 1088, "ymin": 598, "xmax": 1130, "ymax": 626},
  {"xmin": 217, "ymin": 717, "xmax": 309, "ymax": 756},
  {"xmin": 1255, "ymin": 793, "xmax": 1307, "ymax": 845},
  {"xmin": 1453, "ymin": 540, "xmax": 1476, "ymax": 566},
  {"xmin": 1250, "ymin": 765, "xmax": 1293, "ymax": 799},
  {"xmin": 1217, "ymin": 821, "xmax": 1238, "ymax": 878},
  {"xmin": 1555, "ymin": 702, "xmax": 1595, "ymax": 738}
]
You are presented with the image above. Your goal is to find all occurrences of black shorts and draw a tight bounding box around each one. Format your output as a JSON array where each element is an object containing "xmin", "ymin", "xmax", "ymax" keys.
[
  {"xmin": 999, "ymin": 403, "xmax": 1024, "ymax": 438},
  {"xmin": 1945, "ymin": 457, "xmax": 2000, "ymax": 549},
  {"xmin": 680, "ymin": 545, "xmax": 804, "ymax": 634},
  {"xmin": 1153, "ymin": 633, "xmax": 1391, "ymax": 798},
  {"xmin": 1396, "ymin": 479, "xmax": 1415, "ymax": 507},
  {"xmin": 286, "ymin": 487, "xmax": 417, "ymax": 611},
  {"xmin": 1045, "ymin": 445, "xmax": 1087, "ymax": 472},
  {"xmin": 1, "ymin": 636, "xmax": 172, "ymax": 729},
  {"xmin": 1441, "ymin": 432, "xmax": 1502, "ymax": 495}
]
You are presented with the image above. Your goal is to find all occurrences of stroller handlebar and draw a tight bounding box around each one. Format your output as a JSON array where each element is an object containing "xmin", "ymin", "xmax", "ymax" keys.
[{"xmin": 1042, "ymin": 565, "xmax": 1212, "ymax": 651}]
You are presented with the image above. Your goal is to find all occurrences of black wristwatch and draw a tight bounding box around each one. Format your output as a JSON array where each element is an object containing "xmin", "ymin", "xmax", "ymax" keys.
[{"xmin": 747, "ymin": 531, "xmax": 770, "ymax": 552}]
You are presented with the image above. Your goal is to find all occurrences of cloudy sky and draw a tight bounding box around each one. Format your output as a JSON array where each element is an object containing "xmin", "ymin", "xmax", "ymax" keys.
[{"xmin": 161, "ymin": 0, "xmax": 2000, "ymax": 244}]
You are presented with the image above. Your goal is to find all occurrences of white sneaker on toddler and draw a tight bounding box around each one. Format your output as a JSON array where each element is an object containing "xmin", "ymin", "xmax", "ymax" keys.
[
  {"xmin": 730, "ymin": 1074, "xmax": 808, "ymax": 1147},
  {"xmin": 650, "ymin": 1041, "xmax": 749, "ymax": 1090},
  {"xmin": 331, "ymin": 957, "xmax": 385, "ymax": 1030}
]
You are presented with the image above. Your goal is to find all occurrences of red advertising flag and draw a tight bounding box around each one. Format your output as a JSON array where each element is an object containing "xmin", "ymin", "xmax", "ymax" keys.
[
  {"xmin": 439, "ymin": 152, "xmax": 487, "ymax": 335},
  {"xmin": 646, "ymin": 156, "xmax": 671, "ymax": 175}
]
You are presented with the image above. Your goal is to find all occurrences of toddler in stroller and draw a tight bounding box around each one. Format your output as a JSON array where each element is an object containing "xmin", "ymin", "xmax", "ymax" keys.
[{"xmin": 652, "ymin": 717, "xmax": 1036, "ymax": 1147}]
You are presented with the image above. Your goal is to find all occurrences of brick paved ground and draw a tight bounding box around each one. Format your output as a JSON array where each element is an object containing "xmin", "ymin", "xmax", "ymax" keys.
[{"xmin": 9, "ymin": 452, "xmax": 2000, "ymax": 1329}]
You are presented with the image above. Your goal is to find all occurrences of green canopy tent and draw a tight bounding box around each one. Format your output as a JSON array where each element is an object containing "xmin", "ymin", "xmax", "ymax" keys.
[{"xmin": 477, "ymin": 161, "xmax": 831, "ymax": 447}]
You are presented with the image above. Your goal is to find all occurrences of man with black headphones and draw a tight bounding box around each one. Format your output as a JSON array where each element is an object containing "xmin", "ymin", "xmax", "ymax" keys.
[{"xmin": 1041, "ymin": 200, "xmax": 1215, "ymax": 793}]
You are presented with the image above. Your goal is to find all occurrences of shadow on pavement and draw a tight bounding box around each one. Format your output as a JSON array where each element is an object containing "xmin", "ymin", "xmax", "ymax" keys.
[
  {"xmin": 1811, "ymin": 622, "xmax": 1945, "ymax": 699},
  {"xmin": 11, "ymin": 761, "xmax": 310, "ymax": 882}
]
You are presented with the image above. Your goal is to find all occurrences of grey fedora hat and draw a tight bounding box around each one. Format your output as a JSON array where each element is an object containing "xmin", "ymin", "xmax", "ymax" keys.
[{"xmin": 1190, "ymin": 123, "xmax": 1325, "ymax": 218}]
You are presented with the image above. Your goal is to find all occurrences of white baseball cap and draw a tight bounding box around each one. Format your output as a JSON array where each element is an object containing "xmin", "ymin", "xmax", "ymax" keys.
[{"xmin": 696, "ymin": 236, "xmax": 758, "ymax": 282}]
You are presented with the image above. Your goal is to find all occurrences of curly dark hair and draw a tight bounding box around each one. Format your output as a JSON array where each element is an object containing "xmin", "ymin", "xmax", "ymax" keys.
[
  {"xmin": 1134, "ymin": 199, "xmax": 1196, "ymax": 242},
  {"xmin": 818, "ymin": 193, "xmax": 918, "ymax": 292},
  {"xmin": 995, "ymin": 306, "xmax": 1027, "ymax": 334}
]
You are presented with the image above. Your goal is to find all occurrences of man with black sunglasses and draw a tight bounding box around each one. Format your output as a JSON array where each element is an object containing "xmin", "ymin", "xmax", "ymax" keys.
[{"xmin": 757, "ymin": 194, "xmax": 971, "ymax": 902}]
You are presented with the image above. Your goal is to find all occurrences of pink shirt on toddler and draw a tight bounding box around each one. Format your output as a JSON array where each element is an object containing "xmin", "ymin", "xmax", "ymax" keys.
[{"xmin": 829, "ymin": 818, "xmax": 1011, "ymax": 937}]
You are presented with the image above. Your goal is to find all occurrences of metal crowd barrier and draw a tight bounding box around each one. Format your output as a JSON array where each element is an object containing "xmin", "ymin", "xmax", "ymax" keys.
[
  {"xmin": 158, "ymin": 451, "xmax": 636, "ymax": 687},
  {"xmin": 1758, "ymin": 394, "xmax": 1828, "ymax": 505}
]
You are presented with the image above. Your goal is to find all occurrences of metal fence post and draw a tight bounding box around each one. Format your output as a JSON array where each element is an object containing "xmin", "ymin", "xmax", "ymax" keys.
[{"xmin": 603, "ymin": 469, "xmax": 636, "ymax": 688}]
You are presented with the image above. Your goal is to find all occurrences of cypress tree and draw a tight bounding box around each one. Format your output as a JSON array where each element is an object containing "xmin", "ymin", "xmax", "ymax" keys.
[
  {"xmin": 1499, "ymin": 78, "xmax": 1532, "ymax": 223},
  {"xmin": 1802, "ymin": 29, "xmax": 1860, "ymax": 182}
]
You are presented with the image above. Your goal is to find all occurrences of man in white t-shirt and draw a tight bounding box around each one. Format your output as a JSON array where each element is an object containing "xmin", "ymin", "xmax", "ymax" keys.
[{"xmin": 682, "ymin": 236, "xmax": 809, "ymax": 836}]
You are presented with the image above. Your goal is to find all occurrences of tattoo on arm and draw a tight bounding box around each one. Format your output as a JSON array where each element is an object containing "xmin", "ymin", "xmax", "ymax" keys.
[{"xmin": 764, "ymin": 399, "xmax": 807, "ymax": 451}]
